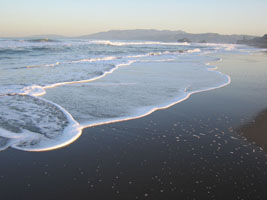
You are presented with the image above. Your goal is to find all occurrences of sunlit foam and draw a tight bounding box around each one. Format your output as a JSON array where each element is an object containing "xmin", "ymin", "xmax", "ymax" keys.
[
  {"xmin": 0, "ymin": 40, "xmax": 243, "ymax": 152},
  {"xmin": 187, "ymin": 48, "xmax": 201, "ymax": 53},
  {"xmin": 89, "ymin": 40, "xmax": 191, "ymax": 46},
  {"xmin": 0, "ymin": 94, "xmax": 82, "ymax": 152}
]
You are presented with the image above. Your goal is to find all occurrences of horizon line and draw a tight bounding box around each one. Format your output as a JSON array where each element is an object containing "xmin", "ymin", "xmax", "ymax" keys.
[{"xmin": 0, "ymin": 29, "xmax": 263, "ymax": 38}]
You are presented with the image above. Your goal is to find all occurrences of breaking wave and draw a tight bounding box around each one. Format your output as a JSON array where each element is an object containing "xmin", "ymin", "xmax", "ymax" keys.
[
  {"xmin": 27, "ymin": 38, "xmax": 59, "ymax": 43},
  {"xmin": 88, "ymin": 40, "xmax": 191, "ymax": 46},
  {"xmin": 0, "ymin": 39, "xmax": 246, "ymax": 152}
]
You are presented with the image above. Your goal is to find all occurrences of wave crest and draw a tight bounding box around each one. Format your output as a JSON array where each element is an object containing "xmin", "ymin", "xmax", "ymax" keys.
[
  {"xmin": 27, "ymin": 38, "xmax": 59, "ymax": 43},
  {"xmin": 89, "ymin": 40, "xmax": 191, "ymax": 46}
]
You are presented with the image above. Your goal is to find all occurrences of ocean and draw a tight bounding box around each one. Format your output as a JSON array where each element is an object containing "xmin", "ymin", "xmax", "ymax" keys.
[{"xmin": 0, "ymin": 38, "xmax": 262, "ymax": 151}]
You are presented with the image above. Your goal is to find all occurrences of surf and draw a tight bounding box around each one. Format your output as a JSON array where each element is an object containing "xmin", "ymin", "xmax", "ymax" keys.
[{"xmin": 0, "ymin": 39, "xmax": 251, "ymax": 152}]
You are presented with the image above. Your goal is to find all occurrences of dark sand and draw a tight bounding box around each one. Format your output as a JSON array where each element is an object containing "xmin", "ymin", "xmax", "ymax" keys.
[
  {"xmin": 238, "ymin": 108, "xmax": 267, "ymax": 150},
  {"xmin": 1, "ymin": 53, "xmax": 267, "ymax": 200}
]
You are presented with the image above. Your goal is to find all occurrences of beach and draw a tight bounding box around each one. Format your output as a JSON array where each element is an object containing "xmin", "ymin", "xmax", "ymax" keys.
[
  {"xmin": 238, "ymin": 108, "xmax": 267, "ymax": 149},
  {"xmin": 1, "ymin": 52, "xmax": 267, "ymax": 199}
]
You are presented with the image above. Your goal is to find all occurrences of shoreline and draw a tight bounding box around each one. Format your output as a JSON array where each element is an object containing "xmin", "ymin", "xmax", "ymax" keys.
[
  {"xmin": 80, "ymin": 51, "xmax": 267, "ymax": 199},
  {"xmin": 1, "ymin": 52, "xmax": 267, "ymax": 199},
  {"xmin": 40, "ymin": 53, "xmax": 229, "ymax": 152},
  {"xmin": 211, "ymin": 52, "xmax": 267, "ymax": 151}
]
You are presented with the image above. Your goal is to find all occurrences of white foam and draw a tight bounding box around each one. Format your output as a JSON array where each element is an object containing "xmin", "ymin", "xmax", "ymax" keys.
[
  {"xmin": 89, "ymin": 40, "xmax": 190, "ymax": 46},
  {"xmin": 27, "ymin": 62, "xmax": 61, "ymax": 68},
  {"xmin": 0, "ymin": 59, "xmax": 229, "ymax": 152},
  {"xmin": 200, "ymin": 43, "xmax": 238, "ymax": 51},
  {"xmin": 79, "ymin": 69, "xmax": 230, "ymax": 129},
  {"xmin": 17, "ymin": 51, "xmax": 180, "ymax": 97},
  {"xmin": 68, "ymin": 56, "xmax": 118, "ymax": 63},
  {"xmin": 80, "ymin": 71, "xmax": 230, "ymax": 129},
  {"xmin": 39, "ymin": 60, "xmax": 136, "ymax": 95},
  {"xmin": 0, "ymin": 40, "xmax": 241, "ymax": 152},
  {"xmin": 22, "ymin": 85, "xmax": 46, "ymax": 96},
  {"xmin": 187, "ymin": 48, "xmax": 201, "ymax": 53},
  {"xmin": 25, "ymin": 57, "xmax": 118, "ymax": 69},
  {"xmin": 0, "ymin": 94, "xmax": 82, "ymax": 151},
  {"xmin": 42, "ymin": 59, "xmax": 230, "ymax": 137}
]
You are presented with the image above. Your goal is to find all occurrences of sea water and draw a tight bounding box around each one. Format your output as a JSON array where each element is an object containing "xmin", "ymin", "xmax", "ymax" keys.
[{"xmin": 0, "ymin": 38, "xmax": 261, "ymax": 151}]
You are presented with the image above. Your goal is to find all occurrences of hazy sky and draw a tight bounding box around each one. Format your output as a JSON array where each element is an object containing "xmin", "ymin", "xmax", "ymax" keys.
[{"xmin": 0, "ymin": 0, "xmax": 266, "ymax": 37}]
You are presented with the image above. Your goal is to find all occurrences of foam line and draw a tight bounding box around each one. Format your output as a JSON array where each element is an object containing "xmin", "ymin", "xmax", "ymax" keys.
[
  {"xmin": 187, "ymin": 48, "xmax": 201, "ymax": 53},
  {"xmin": 28, "ymin": 52, "xmax": 182, "ymax": 97},
  {"xmin": 1, "ymin": 40, "xmax": 244, "ymax": 152},
  {"xmin": 89, "ymin": 40, "xmax": 191, "ymax": 46},
  {"xmin": 68, "ymin": 56, "xmax": 118, "ymax": 63},
  {"xmin": 1, "ymin": 57, "xmax": 230, "ymax": 152},
  {"xmin": 24, "ymin": 51, "xmax": 181, "ymax": 71},
  {"xmin": 1, "ymin": 94, "xmax": 82, "ymax": 152},
  {"xmin": 39, "ymin": 61, "xmax": 136, "ymax": 95},
  {"xmin": 79, "ymin": 59, "xmax": 231, "ymax": 129},
  {"xmin": 20, "ymin": 51, "xmax": 181, "ymax": 97},
  {"xmin": 25, "ymin": 56, "xmax": 118, "ymax": 69}
]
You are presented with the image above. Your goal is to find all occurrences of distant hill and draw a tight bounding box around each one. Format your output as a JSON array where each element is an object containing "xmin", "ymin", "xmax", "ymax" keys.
[
  {"xmin": 237, "ymin": 34, "xmax": 267, "ymax": 48},
  {"xmin": 79, "ymin": 29, "xmax": 256, "ymax": 44},
  {"xmin": 12, "ymin": 30, "xmax": 258, "ymax": 44},
  {"xmin": 80, "ymin": 29, "xmax": 186, "ymax": 41}
]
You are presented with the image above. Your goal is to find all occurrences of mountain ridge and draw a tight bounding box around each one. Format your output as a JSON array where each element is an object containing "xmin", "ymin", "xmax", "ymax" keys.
[
  {"xmin": 79, "ymin": 29, "xmax": 256, "ymax": 43},
  {"xmin": 1, "ymin": 29, "xmax": 258, "ymax": 44}
]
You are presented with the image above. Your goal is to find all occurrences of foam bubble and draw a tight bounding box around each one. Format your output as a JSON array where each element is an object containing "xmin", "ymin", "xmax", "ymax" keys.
[{"xmin": 0, "ymin": 94, "xmax": 81, "ymax": 151}]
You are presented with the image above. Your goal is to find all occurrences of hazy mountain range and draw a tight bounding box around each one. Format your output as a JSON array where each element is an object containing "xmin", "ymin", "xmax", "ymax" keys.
[
  {"xmin": 8, "ymin": 29, "xmax": 265, "ymax": 45},
  {"xmin": 79, "ymin": 29, "xmax": 256, "ymax": 44}
]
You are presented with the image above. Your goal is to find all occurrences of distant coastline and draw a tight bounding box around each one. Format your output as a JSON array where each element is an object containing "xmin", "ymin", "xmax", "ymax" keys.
[
  {"xmin": 79, "ymin": 29, "xmax": 257, "ymax": 44},
  {"xmin": 1, "ymin": 29, "xmax": 259, "ymax": 44},
  {"xmin": 237, "ymin": 34, "xmax": 267, "ymax": 48}
]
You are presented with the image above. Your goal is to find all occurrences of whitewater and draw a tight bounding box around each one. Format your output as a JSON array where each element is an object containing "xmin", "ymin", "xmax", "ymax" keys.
[{"xmin": 0, "ymin": 38, "xmax": 260, "ymax": 151}]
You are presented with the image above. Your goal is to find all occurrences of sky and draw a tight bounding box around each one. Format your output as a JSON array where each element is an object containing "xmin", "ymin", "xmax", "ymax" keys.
[{"xmin": 0, "ymin": 0, "xmax": 267, "ymax": 37}]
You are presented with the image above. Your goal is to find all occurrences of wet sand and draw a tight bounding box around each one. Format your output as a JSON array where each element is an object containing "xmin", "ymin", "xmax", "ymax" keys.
[
  {"xmin": 0, "ymin": 53, "xmax": 267, "ymax": 200},
  {"xmin": 238, "ymin": 108, "xmax": 267, "ymax": 150}
]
